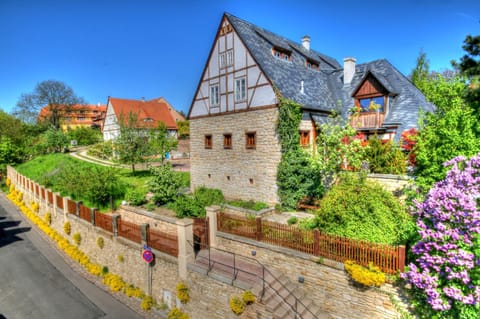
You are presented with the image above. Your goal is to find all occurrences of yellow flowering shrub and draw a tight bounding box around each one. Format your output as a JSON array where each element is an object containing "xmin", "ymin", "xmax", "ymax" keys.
[
  {"xmin": 103, "ymin": 273, "xmax": 126, "ymax": 292},
  {"xmin": 141, "ymin": 295, "xmax": 154, "ymax": 311},
  {"xmin": 44, "ymin": 212, "xmax": 52, "ymax": 225},
  {"xmin": 30, "ymin": 201, "xmax": 39, "ymax": 213},
  {"xmin": 72, "ymin": 232, "xmax": 81, "ymax": 246},
  {"xmin": 96, "ymin": 237, "xmax": 104, "ymax": 249},
  {"xmin": 117, "ymin": 254, "xmax": 124, "ymax": 263},
  {"xmin": 344, "ymin": 260, "xmax": 386, "ymax": 287},
  {"xmin": 167, "ymin": 307, "xmax": 189, "ymax": 319},
  {"xmin": 176, "ymin": 282, "xmax": 189, "ymax": 304},
  {"xmin": 6, "ymin": 177, "xmax": 148, "ymax": 311},
  {"xmin": 63, "ymin": 221, "xmax": 71, "ymax": 235},
  {"xmin": 229, "ymin": 295, "xmax": 246, "ymax": 315},
  {"xmin": 86, "ymin": 263, "xmax": 103, "ymax": 277},
  {"xmin": 125, "ymin": 285, "xmax": 145, "ymax": 299},
  {"xmin": 242, "ymin": 290, "xmax": 256, "ymax": 305},
  {"xmin": 5, "ymin": 178, "xmax": 10, "ymax": 186}
]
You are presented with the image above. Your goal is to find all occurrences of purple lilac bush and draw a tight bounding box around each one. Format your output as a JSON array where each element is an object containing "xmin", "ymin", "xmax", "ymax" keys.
[{"xmin": 402, "ymin": 154, "xmax": 480, "ymax": 318}]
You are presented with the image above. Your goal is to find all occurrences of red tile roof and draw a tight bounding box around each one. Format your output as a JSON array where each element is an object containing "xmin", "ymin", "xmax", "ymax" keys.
[
  {"xmin": 108, "ymin": 97, "xmax": 178, "ymax": 129},
  {"xmin": 38, "ymin": 104, "xmax": 107, "ymax": 122}
]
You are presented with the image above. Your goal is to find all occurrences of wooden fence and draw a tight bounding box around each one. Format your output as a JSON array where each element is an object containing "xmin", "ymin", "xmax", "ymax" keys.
[
  {"xmin": 148, "ymin": 228, "xmax": 178, "ymax": 257},
  {"xmin": 47, "ymin": 190, "xmax": 53, "ymax": 205},
  {"xmin": 117, "ymin": 219, "xmax": 142, "ymax": 244},
  {"xmin": 67, "ymin": 199, "xmax": 76, "ymax": 215},
  {"xmin": 56, "ymin": 194, "xmax": 64, "ymax": 209},
  {"xmin": 79, "ymin": 204, "xmax": 91, "ymax": 222},
  {"xmin": 217, "ymin": 212, "xmax": 405, "ymax": 274},
  {"xmin": 94, "ymin": 211, "xmax": 113, "ymax": 233}
]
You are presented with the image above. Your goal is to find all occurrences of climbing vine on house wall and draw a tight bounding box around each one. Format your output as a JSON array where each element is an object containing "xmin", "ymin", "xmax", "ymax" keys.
[{"xmin": 276, "ymin": 97, "xmax": 320, "ymax": 210}]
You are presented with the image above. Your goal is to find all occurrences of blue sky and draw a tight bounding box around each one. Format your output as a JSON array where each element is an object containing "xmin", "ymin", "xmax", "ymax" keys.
[{"xmin": 0, "ymin": 0, "xmax": 479, "ymax": 116}]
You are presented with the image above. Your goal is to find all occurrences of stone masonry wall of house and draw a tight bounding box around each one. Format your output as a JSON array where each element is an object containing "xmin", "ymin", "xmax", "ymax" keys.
[
  {"xmin": 215, "ymin": 234, "xmax": 407, "ymax": 319},
  {"xmin": 190, "ymin": 108, "xmax": 282, "ymax": 205}
]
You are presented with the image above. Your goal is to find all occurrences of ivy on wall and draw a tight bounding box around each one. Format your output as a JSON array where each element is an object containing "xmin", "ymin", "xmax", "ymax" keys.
[{"xmin": 276, "ymin": 97, "xmax": 319, "ymax": 210}]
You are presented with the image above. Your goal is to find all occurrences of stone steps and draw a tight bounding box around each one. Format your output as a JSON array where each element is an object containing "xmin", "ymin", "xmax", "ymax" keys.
[{"xmin": 192, "ymin": 249, "xmax": 330, "ymax": 319}]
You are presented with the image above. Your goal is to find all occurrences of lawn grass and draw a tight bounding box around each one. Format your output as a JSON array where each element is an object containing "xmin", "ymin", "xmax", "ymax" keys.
[{"xmin": 14, "ymin": 153, "xmax": 190, "ymax": 209}]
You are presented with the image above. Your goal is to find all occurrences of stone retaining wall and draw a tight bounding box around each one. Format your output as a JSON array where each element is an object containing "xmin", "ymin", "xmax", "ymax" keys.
[{"xmin": 215, "ymin": 234, "xmax": 406, "ymax": 319}]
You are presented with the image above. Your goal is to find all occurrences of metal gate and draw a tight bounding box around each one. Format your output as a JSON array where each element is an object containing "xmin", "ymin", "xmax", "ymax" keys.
[{"xmin": 193, "ymin": 217, "xmax": 209, "ymax": 254}]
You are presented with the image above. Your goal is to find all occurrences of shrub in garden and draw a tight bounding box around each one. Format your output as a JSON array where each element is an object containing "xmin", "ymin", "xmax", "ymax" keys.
[
  {"xmin": 361, "ymin": 135, "xmax": 406, "ymax": 174},
  {"xmin": 192, "ymin": 186, "xmax": 224, "ymax": 207},
  {"xmin": 169, "ymin": 187, "xmax": 224, "ymax": 218},
  {"xmin": 63, "ymin": 221, "xmax": 71, "ymax": 235},
  {"xmin": 148, "ymin": 164, "xmax": 182, "ymax": 205},
  {"xmin": 125, "ymin": 188, "xmax": 146, "ymax": 206},
  {"xmin": 287, "ymin": 216, "xmax": 298, "ymax": 225},
  {"xmin": 402, "ymin": 154, "xmax": 480, "ymax": 318},
  {"xmin": 229, "ymin": 295, "xmax": 246, "ymax": 315},
  {"xmin": 315, "ymin": 173, "xmax": 414, "ymax": 245}
]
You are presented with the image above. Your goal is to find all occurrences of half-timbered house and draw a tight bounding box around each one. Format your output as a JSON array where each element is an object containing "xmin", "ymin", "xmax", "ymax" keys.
[
  {"xmin": 188, "ymin": 13, "xmax": 434, "ymax": 204},
  {"xmin": 103, "ymin": 97, "xmax": 183, "ymax": 141}
]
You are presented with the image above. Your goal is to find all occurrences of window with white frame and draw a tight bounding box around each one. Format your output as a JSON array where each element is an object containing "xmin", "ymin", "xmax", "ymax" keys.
[
  {"xmin": 210, "ymin": 85, "xmax": 219, "ymax": 107},
  {"xmin": 235, "ymin": 77, "xmax": 246, "ymax": 102},
  {"xmin": 219, "ymin": 53, "xmax": 226, "ymax": 68},
  {"xmin": 227, "ymin": 50, "xmax": 234, "ymax": 66}
]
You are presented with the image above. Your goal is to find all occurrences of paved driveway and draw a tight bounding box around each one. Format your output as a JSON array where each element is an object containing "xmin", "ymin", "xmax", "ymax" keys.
[{"xmin": 0, "ymin": 194, "xmax": 142, "ymax": 319}]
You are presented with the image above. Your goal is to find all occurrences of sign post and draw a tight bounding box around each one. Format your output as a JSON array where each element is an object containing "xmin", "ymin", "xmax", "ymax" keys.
[{"xmin": 143, "ymin": 245, "xmax": 154, "ymax": 296}]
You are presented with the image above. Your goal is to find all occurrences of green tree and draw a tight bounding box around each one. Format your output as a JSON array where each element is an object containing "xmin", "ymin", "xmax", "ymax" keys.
[
  {"xmin": 42, "ymin": 128, "xmax": 68, "ymax": 153},
  {"xmin": 0, "ymin": 137, "xmax": 24, "ymax": 166},
  {"xmin": 177, "ymin": 120, "xmax": 190, "ymax": 139},
  {"xmin": 66, "ymin": 126, "xmax": 102, "ymax": 146},
  {"xmin": 453, "ymin": 34, "xmax": 480, "ymax": 126},
  {"xmin": 410, "ymin": 51, "xmax": 430, "ymax": 91},
  {"xmin": 14, "ymin": 80, "xmax": 85, "ymax": 128},
  {"xmin": 414, "ymin": 74, "xmax": 480, "ymax": 190},
  {"xmin": 114, "ymin": 112, "xmax": 150, "ymax": 173},
  {"xmin": 148, "ymin": 122, "xmax": 178, "ymax": 163}
]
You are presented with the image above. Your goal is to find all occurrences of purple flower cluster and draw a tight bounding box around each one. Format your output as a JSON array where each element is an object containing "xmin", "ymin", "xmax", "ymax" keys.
[{"xmin": 402, "ymin": 154, "xmax": 480, "ymax": 312}]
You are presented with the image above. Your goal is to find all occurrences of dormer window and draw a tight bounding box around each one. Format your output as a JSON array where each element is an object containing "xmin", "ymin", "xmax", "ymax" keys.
[
  {"xmin": 143, "ymin": 117, "xmax": 154, "ymax": 122},
  {"xmin": 272, "ymin": 48, "xmax": 292, "ymax": 62},
  {"xmin": 356, "ymin": 96, "xmax": 385, "ymax": 113},
  {"xmin": 306, "ymin": 59, "xmax": 320, "ymax": 71}
]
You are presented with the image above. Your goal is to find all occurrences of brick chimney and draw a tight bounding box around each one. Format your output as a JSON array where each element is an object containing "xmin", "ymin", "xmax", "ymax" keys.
[
  {"xmin": 343, "ymin": 57, "xmax": 356, "ymax": 85},
  {"xmin": 301, "ymin": 35, "xmax": 310, "ymax": 51}
]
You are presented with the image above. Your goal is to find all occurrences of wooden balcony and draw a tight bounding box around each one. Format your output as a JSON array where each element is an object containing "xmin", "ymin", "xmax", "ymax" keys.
[{"xmin": 349, "ymin": 112, "xmax": 385, "ymax": 129}]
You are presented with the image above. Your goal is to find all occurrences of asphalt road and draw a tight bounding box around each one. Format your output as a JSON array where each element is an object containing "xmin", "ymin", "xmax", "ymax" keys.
[{"xmin": 0, "ymin": 193, "xmax": 142, "ymax": 319}]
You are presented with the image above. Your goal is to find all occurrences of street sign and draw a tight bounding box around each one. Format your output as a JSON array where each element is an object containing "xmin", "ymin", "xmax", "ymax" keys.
[{"xmin": 142, "ymin": 249, "xmax": 154, "ymax": 263}]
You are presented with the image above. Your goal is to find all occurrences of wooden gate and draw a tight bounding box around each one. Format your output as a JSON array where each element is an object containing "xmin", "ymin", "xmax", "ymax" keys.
[{"xmin": 193, "ymin": 217, "xmax": 209, "ymax": 253}]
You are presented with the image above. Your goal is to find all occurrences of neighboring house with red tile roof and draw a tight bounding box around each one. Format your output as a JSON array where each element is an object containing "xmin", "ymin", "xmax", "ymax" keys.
[
  {"xmin": 38, "ymin": 104, "xmax": 106, "ymax": 131},
  {"xmin": 103, "ymin": 96, "xmax": 184, "ymax": 141}
]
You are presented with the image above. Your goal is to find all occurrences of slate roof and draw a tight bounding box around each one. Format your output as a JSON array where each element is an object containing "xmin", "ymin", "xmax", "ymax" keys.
[
  {"xmin": 108, "ymin": 97, "xmax": 178, "ymax": 129},
  {"xmin": 226, "ymin": 13, "xmax": 435, "ymax": 139}
]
